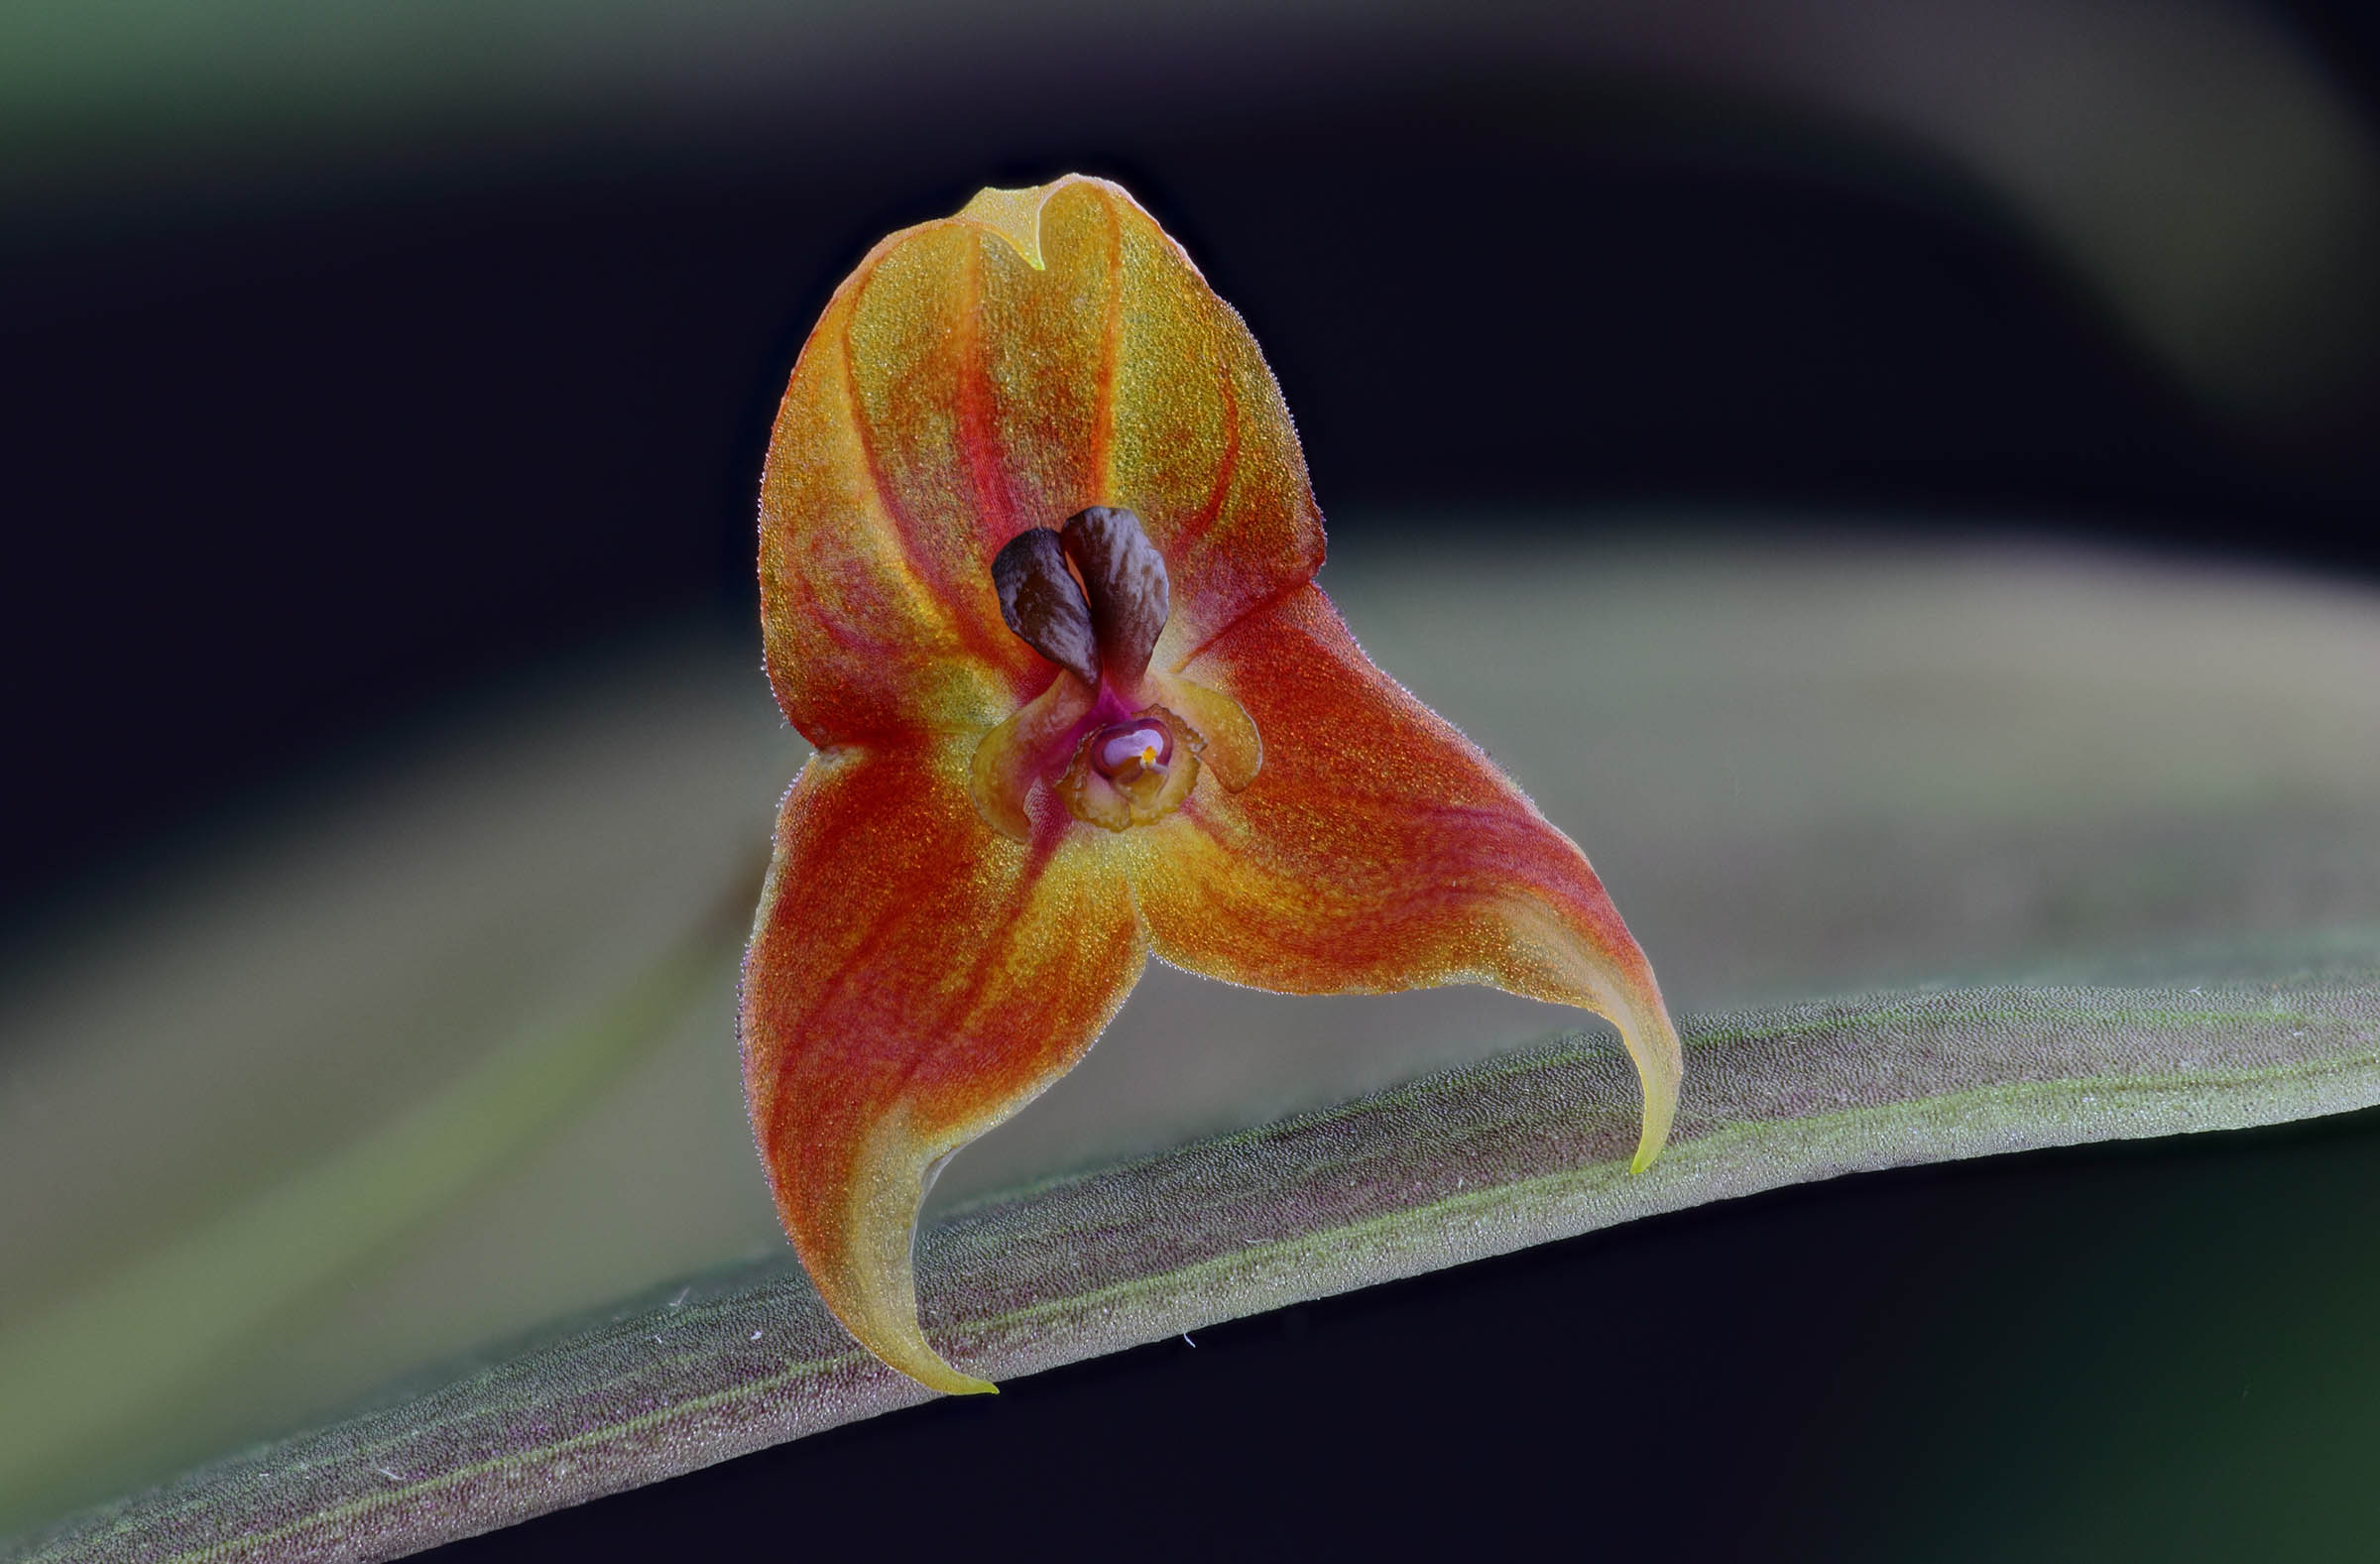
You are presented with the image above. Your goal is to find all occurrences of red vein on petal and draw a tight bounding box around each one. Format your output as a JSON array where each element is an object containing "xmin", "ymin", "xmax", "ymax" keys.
[
  {"xmin": 837, "ymin": 262, "xmax": 1011, "ymax": 677},
  {"xmin": 1159, "ymin": 364, "xmax": 1302, "ymax": 674},
  {"xmin": 758, "ymin": 876, "xmax": 915, "ymax": 1155},
  {"xmin": 1092, "ymin": 199, "xmax": 1125, "ymax": 501},
  {"xmin": 1167, "ymin": 575, "xmax": 1307, "ymax": 676},
  {"xmin": 880, "ymin": 830, "xmax": 1068, "ymax": 1116},
  {"xmin": 955, "ymin": 241, "xmax": 1016, "ymax": 547},
  {"xmin": 1184, "ymin": 355, "xmax": 1242, "ymax": 540},
  {"xmin": 759, "ymin": 775, "xmax": 1080, "ymax": 1164}
]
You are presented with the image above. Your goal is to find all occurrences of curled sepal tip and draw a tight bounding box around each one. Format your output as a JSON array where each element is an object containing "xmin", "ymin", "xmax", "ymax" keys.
[
  {"xmin": 1133, "ymin": 584, "xmax": 1682, "ymax": 1174},
  {"xmin": 1618, "ymin": 982, "xmax": 1681, "ymax": 1173},
  {"xmin": 818, "ymin": 1112, "xmax": 1000, "ymax": 1395},
  {"xmin": 1495, "ymin": 893, "xmax": 1681, "ymax": 1172},
  {"xmin": 742, "ymin": 745, "xmax": 1146, "ymax": 1393}
]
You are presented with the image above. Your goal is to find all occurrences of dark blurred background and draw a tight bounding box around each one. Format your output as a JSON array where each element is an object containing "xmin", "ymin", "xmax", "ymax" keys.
[
  {"xmin": 7, "ymin": 2, "xmax": 2380, "ymax": 1555},
  {"xmin": 7, "ymin": 0, "xmax": 2378, "ymax": 936}
]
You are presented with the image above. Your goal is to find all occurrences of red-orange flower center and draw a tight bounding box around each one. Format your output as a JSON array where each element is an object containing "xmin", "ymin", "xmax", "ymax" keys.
[{"xmin": 973, "ymin": 506, "xmax": 1250, "ymax": 839}]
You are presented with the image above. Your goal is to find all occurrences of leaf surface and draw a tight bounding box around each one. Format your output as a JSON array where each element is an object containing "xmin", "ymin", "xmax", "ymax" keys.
[{"xmin": 12, "ymin": 951, "xmax": 2375, "ymax": 1564}]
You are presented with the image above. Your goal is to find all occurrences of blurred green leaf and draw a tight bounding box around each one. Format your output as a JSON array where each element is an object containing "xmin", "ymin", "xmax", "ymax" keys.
[
  {"xmin": 0, "ymin": 900, "xmax": 746, "ymax": 1538},
  {"xmin": 9, "ymin": 948, "xmax": 2375, "ymax": 1563}
]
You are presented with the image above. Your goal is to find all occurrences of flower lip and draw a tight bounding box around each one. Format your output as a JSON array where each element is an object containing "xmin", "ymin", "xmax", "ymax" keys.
[
  {"xmin": 1090, "ymin": 716, "xmax": 1174, "ymax": 782},
  {"xmin": 1057, "ymin": 704, "xmax": 1203, "ymax": 831}
]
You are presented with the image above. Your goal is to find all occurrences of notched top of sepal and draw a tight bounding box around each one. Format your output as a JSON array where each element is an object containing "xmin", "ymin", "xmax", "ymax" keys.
[{"xmin": 952, "ymin": 183, "xmax": 1062, "ymax": 270}]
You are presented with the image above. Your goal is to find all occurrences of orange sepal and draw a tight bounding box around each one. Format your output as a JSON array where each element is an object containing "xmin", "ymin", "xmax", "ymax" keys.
[
  {"xmin": 759, "ymin": 177, "xmax": 1326, "ymax": 748},
  {"xmin": 1129, "ymin": 585, "xmax": 1681, "ymax": 1170},
  {"xmin": 741, "ymin": 739, "xmax": 1145, "ymax": 1391}
]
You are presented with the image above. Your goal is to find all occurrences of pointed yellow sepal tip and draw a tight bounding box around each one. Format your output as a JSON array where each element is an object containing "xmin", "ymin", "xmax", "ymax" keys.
[
  {"xmin": 905, "ymin": 1358, "xmax": 1000, "ymax": 1397},
  {"xmin": 806, "ymin": 1114, "xmax": 1011, "ymax": 1395},
  {"xmin": 1621, "ymin": 990, "xmax": 1682, "ymax": 1176},
  {"xmin": 830, "ymin": 1274, "xmax": 1002, "ymax": 1395}
]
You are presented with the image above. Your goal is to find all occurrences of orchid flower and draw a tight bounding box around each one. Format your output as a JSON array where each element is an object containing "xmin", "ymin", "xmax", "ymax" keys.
[{"xmin": 741, "ymin": 176, "xmax": 1680, "ymax": 1394}]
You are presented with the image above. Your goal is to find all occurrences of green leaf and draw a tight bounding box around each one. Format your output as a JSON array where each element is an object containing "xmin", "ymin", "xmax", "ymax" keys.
[{"xmin": 10, "ymin": 951, "xmax": 2376, "ymax": 1563}]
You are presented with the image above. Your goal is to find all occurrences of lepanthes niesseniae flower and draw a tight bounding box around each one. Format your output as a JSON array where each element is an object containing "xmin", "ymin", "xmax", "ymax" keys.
[{"xmin": 742, "ymin": 176, "xmax": 1680, "ymax": 1393}]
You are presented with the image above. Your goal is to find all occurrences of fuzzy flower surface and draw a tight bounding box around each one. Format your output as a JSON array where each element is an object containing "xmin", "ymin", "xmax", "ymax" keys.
[{"xmin": 742, "ymin": 176, "xmax": 1680, "ymax": 1393}]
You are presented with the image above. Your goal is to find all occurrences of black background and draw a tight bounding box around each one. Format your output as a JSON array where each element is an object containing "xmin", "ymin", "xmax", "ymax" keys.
[
  {"xmin": 9, "ymin": 13, "xmax": 2379, "ymax": 933},
  {"xmin": 8, "ymin": 5, "xmax": 2380, "ymax": 1556}
]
